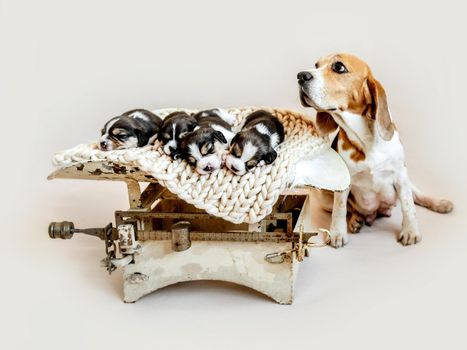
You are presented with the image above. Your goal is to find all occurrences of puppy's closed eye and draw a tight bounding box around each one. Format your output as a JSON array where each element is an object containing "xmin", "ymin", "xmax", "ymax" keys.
[
  {"xmin": 231, "ymin": 144, "xmax": 242, "ymax": 158},
  {"xmin": 112, "ymin": 128, "xmax": 130, "ymax": 138},
  {"xmin": 201, "ymin": 143, "xmax": 213, "ymax": 156},
  {"xmin": 161, "ymin": 132, "xmax": 171, "ymax": 140}
]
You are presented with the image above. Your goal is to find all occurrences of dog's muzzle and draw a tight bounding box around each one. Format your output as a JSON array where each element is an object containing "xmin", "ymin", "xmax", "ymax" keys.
[{"xmin": 297, "ymin": 71, "xmax": 315, "ymax": 107}]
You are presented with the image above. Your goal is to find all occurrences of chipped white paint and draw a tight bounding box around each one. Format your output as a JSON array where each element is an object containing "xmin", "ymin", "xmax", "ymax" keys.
[
  {"xmin": 123, "ymin": 241, "xmax": 298, "ymax": 304},
  {"xmin": 122, "ymin": 195, "xmax": 315, "ymax": 304}
]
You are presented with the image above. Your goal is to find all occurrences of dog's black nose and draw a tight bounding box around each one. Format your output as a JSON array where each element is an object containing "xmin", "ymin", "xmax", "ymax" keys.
[
  {"xmin": 297, "ymin": 71, "xmax": 313, "ymax": 83},
  {"xmin": 203, "ymin": 165, "xmax": 213, "ymax": 172},
  {"xmin": 169, "ymin": 146, "xmax": 179, "ymax": 158},
  {"xmin": 100, "ymin": 141, "xmax": 107, "ymax": 150}
]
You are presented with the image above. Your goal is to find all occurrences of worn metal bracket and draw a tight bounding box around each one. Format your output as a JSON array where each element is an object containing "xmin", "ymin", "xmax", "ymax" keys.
[{"xmin": 264, "ymin": 227, "xmax": 330, "ymax": 264}]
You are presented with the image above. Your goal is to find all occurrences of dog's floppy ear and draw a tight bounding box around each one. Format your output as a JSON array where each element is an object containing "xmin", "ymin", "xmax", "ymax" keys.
[
  {"xmin": 262, "ymin": 149, "xmax": 277, "ymax": 165},
  {"xmin": 367, "ymin": 77, "xmax": 395, "ymax": 141},
  {"xmin": 315, "ymin": 112, "xmax": 338, "ymax": 135},
  {"xmin": 135, "ymin": 129, "xmax": 149, "ymax": 147},
  {"xmin": 213, "ymin": 130, "xmax": 227, "ymax": 144}
]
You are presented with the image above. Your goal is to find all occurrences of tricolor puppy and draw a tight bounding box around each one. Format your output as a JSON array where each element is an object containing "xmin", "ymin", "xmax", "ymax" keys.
[
  {"xmin": 158, "ymin": 111, "xmax": 198, "ymax": 159},
  {"xmin": 99, "ymin": 109, "xmax": 162, "ymax": 151},
  {"xmin": 226, "ymin": 110, "xmax": 284, "ymax": 176},
  {"xmin": 179, "ymin": 108, "xmax": 236, "ymax": 174},
  {"xmin": 297, "ymin": 53, "xmax": 453, "ymax": 248}
]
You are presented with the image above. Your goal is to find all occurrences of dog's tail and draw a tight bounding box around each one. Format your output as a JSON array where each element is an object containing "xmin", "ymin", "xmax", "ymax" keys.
[{"xmin": 411, "ymin": 184, "xmax": 454, "ymax": 213}]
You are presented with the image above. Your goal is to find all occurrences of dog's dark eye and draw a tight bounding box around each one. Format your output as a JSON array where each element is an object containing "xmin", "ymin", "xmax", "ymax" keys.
[{"xmin": 332, "ymin": 61, "xmax": 348, "ymax": 74}]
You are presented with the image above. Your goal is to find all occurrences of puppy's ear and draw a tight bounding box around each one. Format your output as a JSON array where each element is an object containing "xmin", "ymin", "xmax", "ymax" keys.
[
  {"xmin": 187, "ymin": 117, "xmax": 199, "ymax": 131},
  {"xmin": 262, "ymin": 149, "xmax": 277, "ymax": 165},
  {"xmin": 367, "ymin": 76, "xmax": 395, "ymax": 141},
  {"xmin": 128, "ymin": 126, "xmax": 150, "ymax": 146},
  {"xmin": 136, "ymin": 131, "xmax": 149, "ymax": 147},
  {"xmin": 230, "ymin": 133, "xmax": 239, "ymax": 146},
  {"xmin": 213, "ymin": 131, "xmax": 227, "ymax": 144},
  {"xmin": 315, "ymin": 112, "xmax": 338, "ymax": 135}
]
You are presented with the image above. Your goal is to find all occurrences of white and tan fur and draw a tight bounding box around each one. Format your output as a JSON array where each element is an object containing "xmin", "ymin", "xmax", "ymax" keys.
[{"xmin": 298, "ymin": 53, "xmax": 453, "ymax": 247}]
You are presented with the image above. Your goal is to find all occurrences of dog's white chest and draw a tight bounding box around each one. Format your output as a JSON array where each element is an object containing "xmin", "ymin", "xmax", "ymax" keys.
[{"xmin": 339, "ymin": 132, "xmax": 405, "ymax": 213}]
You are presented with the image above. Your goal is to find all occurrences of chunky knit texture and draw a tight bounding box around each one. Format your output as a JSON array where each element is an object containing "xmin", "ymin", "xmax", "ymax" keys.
[{"xmin": 52, "ymin": 107, "xmax": 327, "ymax": 224}]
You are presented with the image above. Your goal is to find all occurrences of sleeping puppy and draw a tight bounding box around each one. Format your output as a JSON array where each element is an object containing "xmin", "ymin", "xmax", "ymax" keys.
[
  {"xmin": 179, "ymin": 108, "xmax": 236, "ymax": 174},
  {"xmin": 225, "ymin": 110, "xmax": 284, "ymax": 176},
  {"xmin": 297, "ymin": 53, "xmax": 453, "ymax": 248},
  {"xmin": 99, "ymin": 109, "xmax": 162, "ymax": 151},
  {"xmin": 158, "ymin": 111, "xmax": 198, "ymax": 159}
]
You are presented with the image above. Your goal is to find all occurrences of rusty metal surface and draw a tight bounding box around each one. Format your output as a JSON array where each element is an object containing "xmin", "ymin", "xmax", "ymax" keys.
[
  {"xmin": 48, "ymin": 161, "xmax": 158, "ymax": 182},
  {"xmin": 140, "ymin": 183, "xmax": 166, "ymax": 208},
  {"xmin": 115, "ymin": 210, "xmax": 293, "ymax": 228},
  {"xmin": 135, "ymin": 229, "xmax": 316, "ymax": 243},
  {"xmin": 171, "ymin": 222, "xmax": 192, "ymax": 251}
]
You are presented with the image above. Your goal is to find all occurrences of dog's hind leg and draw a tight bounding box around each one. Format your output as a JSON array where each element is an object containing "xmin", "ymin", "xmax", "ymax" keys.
[{"xmin": 412, "ymin": 184, "xmax": 453, "ymax": 214}]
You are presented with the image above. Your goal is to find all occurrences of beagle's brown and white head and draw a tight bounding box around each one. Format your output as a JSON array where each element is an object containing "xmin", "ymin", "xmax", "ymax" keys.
[{"xmin": 297, "ymin": 53, "xmax": 395, "ymax": 141}]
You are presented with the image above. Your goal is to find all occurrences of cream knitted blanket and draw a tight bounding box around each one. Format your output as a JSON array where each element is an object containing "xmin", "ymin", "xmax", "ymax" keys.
[{"xmin": 52, "ymin": 107, "xmax": 327, "ymax": 224}]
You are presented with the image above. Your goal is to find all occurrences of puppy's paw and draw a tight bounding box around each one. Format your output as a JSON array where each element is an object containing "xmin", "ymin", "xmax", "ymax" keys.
[
  {"xmin": 398, "ymin": 230, "xmax": 421, "ymax": 246},
  {"xmin": 347, "ymin": 213, "xmax": 364, "ymax": 233},
  {"xmin": 328, "ymin": 232, "xmax": 348, "ymax": 248}
]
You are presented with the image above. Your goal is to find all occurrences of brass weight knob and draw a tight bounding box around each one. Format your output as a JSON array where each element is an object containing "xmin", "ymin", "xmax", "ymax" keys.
[
  {"xmin": 171, "ymin": 221, "xmax": 191, "ymax": 252},
  {"xmin": 48, "ymin": 221, "xmax": 75, "ymax": 239}
]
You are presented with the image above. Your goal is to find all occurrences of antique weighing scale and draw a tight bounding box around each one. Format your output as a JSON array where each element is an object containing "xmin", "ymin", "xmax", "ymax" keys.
[{"xmin": 47, "ymin": 108, "xmax": 349, "ymax": 304}]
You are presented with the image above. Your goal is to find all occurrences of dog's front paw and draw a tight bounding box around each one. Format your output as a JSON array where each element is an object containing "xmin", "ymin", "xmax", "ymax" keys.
[
  {"xmin": 328, "ymin": 232, "xmax": 348, "ymax": 248},
  {"xmin": 398, "ymin": 230, "xmax": 421, "ymax": 246}
]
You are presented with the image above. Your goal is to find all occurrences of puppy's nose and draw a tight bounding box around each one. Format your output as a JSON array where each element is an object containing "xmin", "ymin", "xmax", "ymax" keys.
[
  {"xmin": 297, "ymin": 71, "xmax": 313, "ymax": 83},
  {"xmin": 100, "ymin": 141, "xmax": 108, "ymax": 150},
  {"xmin": 203, "ymin": 165, "xmax": 213, "ymax": 172},
  {"xmin": 169, "ymin": 146, "xmax": 179, "ymax": 158}
]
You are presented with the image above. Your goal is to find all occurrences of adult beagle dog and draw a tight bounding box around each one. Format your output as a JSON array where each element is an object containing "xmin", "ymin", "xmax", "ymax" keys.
[{"xmin": 297, "ymin": 53, "xmax": 453, "ymax": 248}]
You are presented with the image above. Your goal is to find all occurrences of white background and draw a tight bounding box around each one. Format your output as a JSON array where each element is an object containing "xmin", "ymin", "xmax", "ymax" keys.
[{"xmin": 1, "ymin": 0, "xmax": 466, "ymax": 349}]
